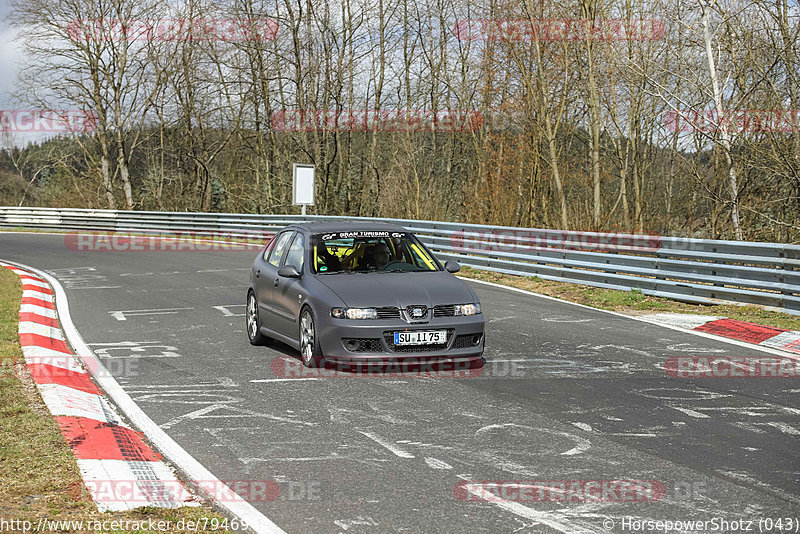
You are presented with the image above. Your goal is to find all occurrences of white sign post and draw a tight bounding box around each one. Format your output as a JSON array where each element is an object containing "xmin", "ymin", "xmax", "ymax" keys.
[{"xmin": 292, "ymin": 163, "xmax": 315, "ymax": 216}]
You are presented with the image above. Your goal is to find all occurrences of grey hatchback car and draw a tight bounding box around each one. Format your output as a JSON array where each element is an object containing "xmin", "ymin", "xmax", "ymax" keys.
[{"xmin": 246, "ymin": 221, "xmax": 485, "ymax": 367}]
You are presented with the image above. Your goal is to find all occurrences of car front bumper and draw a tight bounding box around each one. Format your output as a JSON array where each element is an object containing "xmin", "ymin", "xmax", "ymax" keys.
[{"xmin": 316, "ymin": 313, "xmax": 485, "ymax": 362}]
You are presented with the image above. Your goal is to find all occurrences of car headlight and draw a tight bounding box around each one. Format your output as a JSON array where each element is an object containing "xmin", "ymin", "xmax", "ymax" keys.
[
  {"xmin": 454, "ymin": 303, "xmax": 481, "ymax": 316},
  {"xmin": 331, "ymin": 307, "xmax": 378, "ymax": 319}
]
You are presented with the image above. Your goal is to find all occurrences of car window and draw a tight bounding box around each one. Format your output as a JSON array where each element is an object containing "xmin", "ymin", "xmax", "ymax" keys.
[
  {"xmin": 312, "ymin": 231, "xmax": 439, "ymax": 273},
  {"xmin": 283, "ymin": 233, "xmax": 305, "ymax": 271},
  {"xmin": 268, "ymin": 231, "xmax": 294, "ymax": 267},
  {"xmin": 261, "ymin": 234, "xmax": 278, "ymax": 261}
]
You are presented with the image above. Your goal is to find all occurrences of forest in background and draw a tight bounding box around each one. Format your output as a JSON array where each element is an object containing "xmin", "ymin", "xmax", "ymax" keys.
[{"xmin": 1, "ymin": 0, "xmax": 799, "ymax": 242}]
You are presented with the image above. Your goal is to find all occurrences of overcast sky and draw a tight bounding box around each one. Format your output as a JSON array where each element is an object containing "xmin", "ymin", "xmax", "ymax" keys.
[
  {"xmin": 0, "ymin": 2, "xmax": 19, "ymax": 110},
  {"xmin": 0, "ymin": 1, "xmax": 43, "ymax": 146}
]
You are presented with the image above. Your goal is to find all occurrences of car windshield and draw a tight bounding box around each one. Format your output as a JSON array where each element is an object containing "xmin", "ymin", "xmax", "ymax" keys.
[{"xmin": 311, "ymin": 231, "xmax": 439, "ymax": 274}]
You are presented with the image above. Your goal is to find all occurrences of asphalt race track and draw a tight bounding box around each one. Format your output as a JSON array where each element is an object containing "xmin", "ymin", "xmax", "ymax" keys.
[{"xmin": 2, "ymin": 231, "xmax": 799, "ymax": 533}]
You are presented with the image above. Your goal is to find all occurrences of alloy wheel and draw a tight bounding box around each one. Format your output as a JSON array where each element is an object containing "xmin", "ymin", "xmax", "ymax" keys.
[{"xmin": 300, "ymin": 310, "xmax": 315, "ymax": 364}]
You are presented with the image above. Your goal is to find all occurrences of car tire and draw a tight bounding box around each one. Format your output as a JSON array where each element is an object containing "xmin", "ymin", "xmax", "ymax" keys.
[
  {"xmin": 247, "ymin": 290, "xmax": 269, "ymax": 346},
  {"xmin": 299, "ymin": 307, "xmax": 323, "ymax": 368}
]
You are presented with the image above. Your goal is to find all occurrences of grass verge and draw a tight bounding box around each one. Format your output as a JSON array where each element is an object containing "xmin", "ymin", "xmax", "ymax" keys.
[
  {"xmin": 0, "ymin": 267, "xmax": 231, "ymax": 532},
  {"xmin": 459, "ymin": 266, "xmax": 800, "ymax": 331}
]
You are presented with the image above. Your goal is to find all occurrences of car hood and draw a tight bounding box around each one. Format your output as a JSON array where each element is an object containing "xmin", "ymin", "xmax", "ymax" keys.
[{"xmin": 316, "ymin": 271, "xmax": 475, "ymax": 308}]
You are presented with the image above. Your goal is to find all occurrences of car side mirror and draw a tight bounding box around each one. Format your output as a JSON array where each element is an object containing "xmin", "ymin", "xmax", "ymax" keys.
[
  {"xmin": 444, "ymin": 261, "xmax": 461, "ymax": 273},
  {"xmin": 278, "ymin": 264, "xmax": 302, "ymax": 278}
]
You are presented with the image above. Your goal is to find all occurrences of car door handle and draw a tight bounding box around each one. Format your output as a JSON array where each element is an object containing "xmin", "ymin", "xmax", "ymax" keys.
[
  {"xmin": 256, "ymin": 270, "xmax": 261, "ymax": 278},
  {"xmin": 274, "ymin": 277, "xmax": 280, "ymax": 287}
]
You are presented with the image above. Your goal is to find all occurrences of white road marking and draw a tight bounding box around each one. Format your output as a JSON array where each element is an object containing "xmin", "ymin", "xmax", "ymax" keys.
[
  {"xmin": 458, "ymin": 477, "xmax": 591, "ymax": 534},
  {"xmin": 571, "ymin": 422, "xmax": 592, "ymax": 432},
  {"xmin": 160, "ymin": 403, "xmax": 316, "ymax": 429},
  {"xmin": 127, "ymin": 389, "xmax": 236, "ymax": 394},
  {"xmin": 241, "ymin": 455, "xmax": 356, "ymax": 464},
  {"xmin": 718, "ymin": 470, "xmax": 800, "ymax": 505},
  {"xmin": 328, "ymin": 407, "xmax": 416, "ymax": 425},
  {"xmin": 634, "ymin": 387, "xmax": 730, "ymax": 401},
  {"xmin": 699, "ymin": 406, "xmax": 773, "ymax": 417},
  {"xmin": 133, "ymin": 393, "xmax": 244, "ymax": 404},
  {"xmin": 45, "ymin": 267, "xmax": 121, "ymax": 289},
  {"xmin": 424, "ymin": 457, "xmax": 452, "ymax": 470},
  {"xmin": 334, "ymin": 517, "xmax": 379, "ymax": 531},
  {"xmin": 109, "ymin": 307, "xmax": 193, "ymax": 321},
  {"xmin": 541, "ymin": 316, "xmax": 593, "ymax": 323},
  {"xmin": 665, "ymin": 343, "xmax": 727, "ymax": 353},
  {"xmin": 213, "ymin": 305, "xmax": 246, "ymax": 317},
  {"xmin": 88, "ymin": 341, "xmax": 180, "ymax": 358},
  {"xmin": 670, "ymin": 406, "xmax": 710, "ymax": 419},
  {"xmin": 126, "ymin": 381, "xmax": 238, "ymax": 390},
  {"xmin": 120, "ymin": 268, "xmax": 249, "ymax": 277},
  {"xmin": 357, "ymin": 431, "xmax": 415, "ymax": 459},
  {"xmin": 766, "ymin": 422, "xmax": 800, "ymax": 435},
  {"xmin": 590, "ymin": 344, "xmax": 652, "ymax": 358},
  {"xmin": 251, "ymin": 378, "xmax": 320, "ymax": 383},
  {"xmin": 475, "ymin": 423, "xmax": 591, "ymax": 456},
  {"xmin": 65, "ymin": 286, "xmax": 123, "ymax": 290}
]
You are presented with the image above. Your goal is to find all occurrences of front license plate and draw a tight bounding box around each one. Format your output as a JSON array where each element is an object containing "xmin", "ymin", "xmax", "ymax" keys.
[{"xmin": 394, "ymin": 330, "xmax": 447, "ymax": 346}]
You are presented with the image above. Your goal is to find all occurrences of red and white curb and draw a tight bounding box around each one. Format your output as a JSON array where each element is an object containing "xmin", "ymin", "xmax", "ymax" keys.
[
  {"xmin": 2, "ymin": 261, "xmax": 196, "ymax": 512},
  {"xmin": 639, "ymin": 313, "xmax": 800, "ymax": 355},
  {"xmin": 2, "ymin": 259, "xmax": 285, "ymax": 534}
]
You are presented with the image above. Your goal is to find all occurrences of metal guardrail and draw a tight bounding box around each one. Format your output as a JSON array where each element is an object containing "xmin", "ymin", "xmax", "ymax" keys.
[{"xmin": 2, "ymin": 206, "xmax": 799, "ymax": 314}]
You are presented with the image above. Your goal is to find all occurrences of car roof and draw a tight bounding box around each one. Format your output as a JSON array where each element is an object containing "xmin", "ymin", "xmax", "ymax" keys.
[{"xmin": 285, "ymin": 220, "xmax": 409, "ymax": 234}]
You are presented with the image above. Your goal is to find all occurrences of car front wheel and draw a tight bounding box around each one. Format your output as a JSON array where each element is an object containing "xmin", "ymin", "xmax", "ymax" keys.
[
  {"xmin": 299, "ymin": 308, "xmax": 323, "ymax": 367},
  {"xmin": 247, "ymin": 291, "xmax": 269, "ymax": 346}
]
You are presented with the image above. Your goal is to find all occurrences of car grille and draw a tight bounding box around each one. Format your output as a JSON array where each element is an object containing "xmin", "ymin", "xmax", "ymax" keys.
[
  {"xmin": 405, "ymin": 305, "xmax": 429, "ymax": 320},
  {"xmin": 376, "ymin": 306, "xmax": 401, "ymax": 319},
  {"xmin": 433, "ymin": 305, "xmax": 456, "ymax": 317},
  {"xmin": 453, "ymin": 333, "xmax": 483, "ymax": 349},
  {"xmin": 383, "ymin": 329, "xmax": 454, "ymax": 353},
  {"xmin": 341, "ymin": 338, "xmax": 383, "ymax": 352}
]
